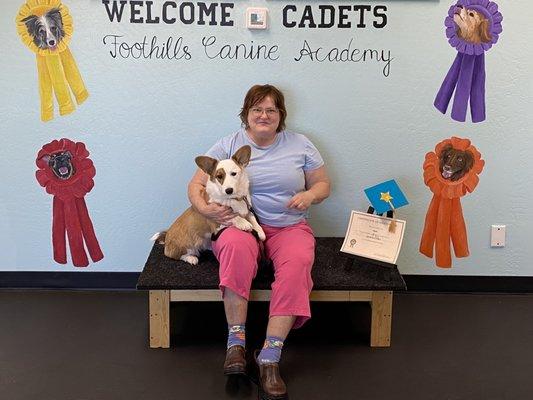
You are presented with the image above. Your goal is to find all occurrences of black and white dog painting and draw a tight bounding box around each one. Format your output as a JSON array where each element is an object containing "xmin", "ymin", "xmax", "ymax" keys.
[{"xmin": 22, "ymin": 8, "xmax": 65, "ymax": 50}]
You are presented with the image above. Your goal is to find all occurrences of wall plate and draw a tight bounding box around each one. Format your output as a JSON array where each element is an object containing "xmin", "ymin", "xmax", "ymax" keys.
[
  {"xmin": 246, "ymin": 8, "xmax": 268, "ymax": 30},
  {"xmin": 491, "ymin": 225, "xmax": 506, "ymax": 247}
]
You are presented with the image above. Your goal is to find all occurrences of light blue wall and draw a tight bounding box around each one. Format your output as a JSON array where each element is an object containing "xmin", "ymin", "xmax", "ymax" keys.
[{"xmin": 0, "ymin": 1, "xmax": 531, "ymax": 275}]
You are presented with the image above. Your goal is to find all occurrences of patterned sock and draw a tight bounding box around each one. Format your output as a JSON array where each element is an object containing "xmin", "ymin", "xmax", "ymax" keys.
[
  {"xmin": 227, "ymin": 324, "xmax": 246, "ymax": 349},
  {"xmin": 257, "ymin": 336, "xmax": 284, "ymax": 364}
]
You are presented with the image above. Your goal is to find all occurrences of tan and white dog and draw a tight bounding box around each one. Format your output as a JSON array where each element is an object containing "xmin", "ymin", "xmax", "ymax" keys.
[
  {"xmin": 453, "ymin": 5, "xmax": 492, "ymax": 44},
  {"xmin": 153, "ymin": 145, "xmax": 265, "ymax": 265}
]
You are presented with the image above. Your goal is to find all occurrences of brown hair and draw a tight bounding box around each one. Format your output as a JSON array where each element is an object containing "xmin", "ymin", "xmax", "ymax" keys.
[{"xmin": 239, "ymin": 84, "xmax": 287, "ymax": 132}]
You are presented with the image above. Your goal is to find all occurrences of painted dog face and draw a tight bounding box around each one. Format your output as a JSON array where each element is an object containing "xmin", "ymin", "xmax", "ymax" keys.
[
  {"xmin": 22, "ymin": 8, "xmax": 65, "ymax": 51},
  {"xmin": 439, "ymin": 144, "xmax": 474, "ymax": 181},
  {"xmin": 41, "ymin": 151, "xmax": 76, "ymax": 180},
  {"xmin": 453, "ymin": 5, "xmax": 492, "ymax": 44}
]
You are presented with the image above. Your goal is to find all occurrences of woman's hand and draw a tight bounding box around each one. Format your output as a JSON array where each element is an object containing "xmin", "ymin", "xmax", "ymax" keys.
[
  {"xmin": 287, "ymin": 191, "xmax": 316, "ymax": 211},
  {"xmin": 199, "ymin": 202, "xmax": 237, "ymax": 225}
]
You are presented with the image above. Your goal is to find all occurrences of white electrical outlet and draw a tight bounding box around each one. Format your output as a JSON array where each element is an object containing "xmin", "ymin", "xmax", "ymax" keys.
[{"xmin": 490, "ymin": 225, "xmax": 506, "ymax": 247}]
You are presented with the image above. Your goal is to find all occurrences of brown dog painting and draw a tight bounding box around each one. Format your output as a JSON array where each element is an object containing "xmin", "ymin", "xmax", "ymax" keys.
[
  {"xmin": 439, "ymin": 144, "xmax": 474, "ymax": 181},
  {"xmin": 453, "ymin": 5, "xmax": 492, "ymax": 44}
]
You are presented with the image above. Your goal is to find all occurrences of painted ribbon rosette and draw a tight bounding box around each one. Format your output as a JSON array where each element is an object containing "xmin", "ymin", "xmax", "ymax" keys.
[
  {"xmin": 16, "ymin": 0, "xmax": 88, "ymax": 121},
  {"xmin": 36, "ymin": 139, "xmax": 103, "ymax": 267},
  {"xmin": 434, "ymin": 0, "xmax": 503, "ymax": 123},
  {"xmin": 419, "ymin": 137, "xmax": 484, "ymax": 268}
]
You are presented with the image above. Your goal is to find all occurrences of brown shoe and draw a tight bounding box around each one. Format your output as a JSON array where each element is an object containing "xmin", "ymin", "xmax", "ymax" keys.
[
  {"xmin": 254, "ymin": 351, "xmax": 288, "ymax": 400},
  {"xmin": 224, "ymin": 345, "xmax": 246, "ymax": 376}
]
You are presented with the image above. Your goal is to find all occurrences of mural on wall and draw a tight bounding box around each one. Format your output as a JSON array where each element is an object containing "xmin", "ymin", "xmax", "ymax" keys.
[
  {"xmin": 419, "ymin": 137, "xmax": 484, "ymax": 268},
  {"xmin": 16, "ymin": 0, "xmax": 89, "ymax": 122},
  {"xmin": 434, "ymin": 0, "xmax": 503, "ymax": 123},
  {"xmin": 36, "ymin": 139, "xmax": 103, "ymax": 268}
]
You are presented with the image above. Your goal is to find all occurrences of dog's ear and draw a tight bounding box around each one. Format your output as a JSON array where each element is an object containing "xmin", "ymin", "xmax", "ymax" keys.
[
  {"xmin": 439, "ymin": 144, "xmax": 453, "ymax": 161},
  {"xmin": 39, "ymin": 154, "xmax": 51, "ymax": 164},
  {"xmin": 463, "ymin": 150, "xmax": 475, "ymax": 173},
  {"xmin": 455, "ymin": 28, "xmax": 462, "ymax": 40},
  {"xmin": 232, "ymin": 145, "xmax": 251, "ymax": 168},
  {"xmin": 47, "ymin": 8, "xmax": 63, "ymax": 25},
  {"xmin": 478, "ymin": 19, "xmax": 492, "ymax": 43},
  {"xmin": 195, "ymin": 156, "xmax": 218, "ymax": 176},
  {"xmin": 21, "ymin": 14, "xmax": 38, "ymax": 35}
]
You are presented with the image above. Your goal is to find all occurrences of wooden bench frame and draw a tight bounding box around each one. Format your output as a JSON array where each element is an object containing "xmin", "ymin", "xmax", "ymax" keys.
[{"xmin": 148, "ymin": 289, "xmax": 393, "ymax": 349}]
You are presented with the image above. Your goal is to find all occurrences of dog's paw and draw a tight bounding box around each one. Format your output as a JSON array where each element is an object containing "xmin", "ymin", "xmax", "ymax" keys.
[
  {"xmin": 234, "ymin": 219, "xmax": 253, "ymax": 232},
  {"xmin": 180, "ymin": 255, "xmax": 199, "ymax": 265},
  {"xmin": 256, "ymin": 228, "xmax": 266, "ymax": 241}
]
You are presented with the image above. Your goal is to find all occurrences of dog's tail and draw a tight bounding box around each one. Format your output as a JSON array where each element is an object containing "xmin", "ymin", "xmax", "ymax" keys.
[{"xmin": 150, "ymin": 231, "xmax": 167, "ymax": 244}]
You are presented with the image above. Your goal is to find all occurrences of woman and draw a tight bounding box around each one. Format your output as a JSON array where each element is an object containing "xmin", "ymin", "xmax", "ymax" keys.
[{"xmin": 188, "ymin": 84, "xmax": 330, "ymax": 399}]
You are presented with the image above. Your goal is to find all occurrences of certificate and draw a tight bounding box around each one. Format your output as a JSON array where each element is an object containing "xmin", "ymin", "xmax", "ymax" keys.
[{"xmin": 340, "ymin": 211, "xmax": 406, "ymax": 265}]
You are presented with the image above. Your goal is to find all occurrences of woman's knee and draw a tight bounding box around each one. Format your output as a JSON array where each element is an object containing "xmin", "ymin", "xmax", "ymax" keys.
[
  {"xmin": 216, "ymin": 228, "xmax": 259, "ymax": 256},
  {"xmin": 283, "ymin": 251, "xmax": 314, "ymax": 272},
  {"xmin": 216, "ymin": 228, "xmax": 259, "ymax": 286}
]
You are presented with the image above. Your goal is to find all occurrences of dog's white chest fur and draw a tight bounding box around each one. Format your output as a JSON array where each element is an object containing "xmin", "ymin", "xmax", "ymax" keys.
[
  {"xmin": 204, "ymin": 158, "xmax": 265, "ymax": 240},
  {"xmin": 211, "ymin": 196, "xmax": 250, "ymax": 216}
]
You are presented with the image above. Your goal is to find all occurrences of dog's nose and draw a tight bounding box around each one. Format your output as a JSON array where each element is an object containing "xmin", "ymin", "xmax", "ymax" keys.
[
  {"xmin": 48, "ymin": 39, "xmax": 56, "ymax": 46},
  {"xmin": 225, "ymin": 188, "xmax": 233, "ymax": 195}
]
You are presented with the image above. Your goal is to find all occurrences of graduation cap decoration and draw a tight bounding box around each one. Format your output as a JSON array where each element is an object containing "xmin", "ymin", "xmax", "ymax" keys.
[{"xmin": 364, "ymin": 180, "xmax": 409, "ymax": 232}]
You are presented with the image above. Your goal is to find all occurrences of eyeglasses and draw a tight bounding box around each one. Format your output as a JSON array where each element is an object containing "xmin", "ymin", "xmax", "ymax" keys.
[{"xmin": 250, "ymin": 107, "xmax": 279, "ymax": 116}]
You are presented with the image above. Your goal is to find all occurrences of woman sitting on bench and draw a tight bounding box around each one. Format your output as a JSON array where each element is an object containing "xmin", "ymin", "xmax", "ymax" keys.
[{"xmin": 187, "ymin": 84, "xmax": 331, "ymax": 400}]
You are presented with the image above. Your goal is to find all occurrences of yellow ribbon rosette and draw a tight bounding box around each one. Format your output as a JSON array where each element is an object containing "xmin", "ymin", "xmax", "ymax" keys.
[{"xmin": 16, "ymin": 0, "xmax": 88, "ymax": 122}]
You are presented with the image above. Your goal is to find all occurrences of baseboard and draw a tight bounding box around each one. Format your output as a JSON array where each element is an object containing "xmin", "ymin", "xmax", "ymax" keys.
[
  {"xmin": 0, "ymin": 272, "xmax": 532, "ymax": 292},
  {"xmin": 403, "ymin": 275, "xmax": 533, "ymax": 293},
  {"xmin": 0, "ymin": 272, "xmax": 140, "ymax": 290}
]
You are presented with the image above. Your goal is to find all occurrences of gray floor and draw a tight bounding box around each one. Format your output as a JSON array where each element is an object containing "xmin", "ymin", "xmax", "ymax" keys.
[{"xmin": 1, "ymin": 290, "xmax": 532, "ymax": 400}]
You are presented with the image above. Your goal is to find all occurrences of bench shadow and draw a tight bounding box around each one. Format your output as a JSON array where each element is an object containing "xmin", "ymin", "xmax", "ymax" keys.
[{"xmin": 169, "ymin": 302, "xmax": 371, "ymax": 346}]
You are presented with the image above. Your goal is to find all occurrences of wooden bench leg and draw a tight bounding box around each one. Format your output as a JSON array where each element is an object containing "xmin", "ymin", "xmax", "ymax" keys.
[
  {"xmin": 149, "ymin": 290, "xmax": 170, "ymax": 348},
  {"xmin": 370, "ymin": 291, "xmax": 393, "ymax": 347}
]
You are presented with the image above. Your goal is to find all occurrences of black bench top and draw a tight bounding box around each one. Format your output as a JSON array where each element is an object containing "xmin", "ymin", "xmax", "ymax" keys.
[{"xmin": 137, "ymin": 237, "xmax": 406, "ymax": 291}]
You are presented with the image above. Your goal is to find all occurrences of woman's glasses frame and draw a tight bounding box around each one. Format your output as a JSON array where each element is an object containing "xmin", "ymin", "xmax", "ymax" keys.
[{"xmin": 250, "ymin": 107, "xmax": 279, "ymax": 117}]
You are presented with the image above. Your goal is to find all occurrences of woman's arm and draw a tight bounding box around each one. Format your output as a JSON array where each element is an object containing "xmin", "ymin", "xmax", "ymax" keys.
[
  {"xmin": 305, "ymin": 165, "xmax": 331, "ymax": 204},
  {"xmin": 287, "ymin": 165, "xmax": 331, "ymax": 210},
  {"xmin": 188, "ymin": 168, "xmax": 209, "ymax": 212},
  {"xmin": 188, "ymin": 169, "xmax": 237, "ymax": 224}
]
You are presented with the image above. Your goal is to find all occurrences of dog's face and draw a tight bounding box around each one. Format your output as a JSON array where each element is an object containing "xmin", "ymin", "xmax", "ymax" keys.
[
  {"xmin": 439, "ymin": 144, "xmax": 474, "ymax": 181},
  {"xmin": 22, "ymin": 8, "xmax": 65, "ymax": 51},
  {"xmin": 40, "ymin": 151, "xmax": 76, "ymax": 180},
  {"xmin": 453, "ymin": 5, "xmax": 491, "ymax": 44},
  {"xmin": 195, "ymin": 145, "xmax": 251, "ymax": 197}
]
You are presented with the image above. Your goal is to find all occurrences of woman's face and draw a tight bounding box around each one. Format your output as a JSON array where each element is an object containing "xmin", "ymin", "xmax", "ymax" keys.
[{"xmin": 246, "ymin": 96, "xmax": 280, "ymax": 137}]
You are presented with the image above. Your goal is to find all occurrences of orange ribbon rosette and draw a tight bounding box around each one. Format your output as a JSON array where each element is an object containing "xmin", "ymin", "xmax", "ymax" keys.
[{"xmin": 419, "ymin": 137, "xmax": 484, "ymax": 268}]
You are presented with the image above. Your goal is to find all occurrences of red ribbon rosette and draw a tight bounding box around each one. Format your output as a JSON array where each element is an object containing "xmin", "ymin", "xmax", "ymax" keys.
[
  {"xmin": 419, "ymin": 137, "xmax": 484, "ymax": 268},
  {"xmin": 36, "ymin": 138, "xmax": 103, "ymax": 267}
]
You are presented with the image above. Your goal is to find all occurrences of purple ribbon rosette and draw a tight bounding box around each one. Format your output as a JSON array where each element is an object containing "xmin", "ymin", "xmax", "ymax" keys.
[{"xmin": 434, "ymin": 0, "xmax": 503, "ymax": 123}]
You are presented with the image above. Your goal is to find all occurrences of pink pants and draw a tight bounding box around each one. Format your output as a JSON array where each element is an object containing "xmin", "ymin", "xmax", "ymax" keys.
[{"xmin": 212, "ymin": 220, "xmax": 315, "ymax": 329}]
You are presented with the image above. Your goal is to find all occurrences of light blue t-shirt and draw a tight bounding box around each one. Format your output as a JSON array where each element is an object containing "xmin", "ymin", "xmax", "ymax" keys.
[{"xmin": 205, "ymin": 129, "xmax": 324, "ymax": 227}]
